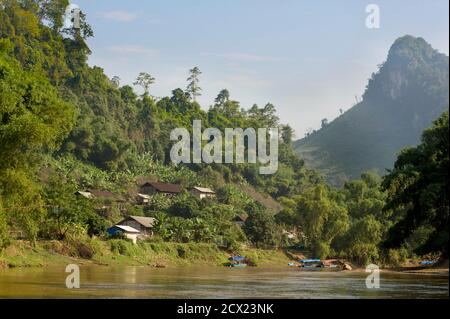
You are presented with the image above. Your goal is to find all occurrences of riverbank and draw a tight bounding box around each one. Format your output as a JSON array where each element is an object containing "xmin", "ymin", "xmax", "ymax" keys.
[
  {"xmin": 1, "ymin": 240, "xmax": 448, "ymax": 276},
  {"xmin": 0, "ymin": 240, "xmax": 292, "ymax": 270},
  {"xmin": 387, "ymin": 259, "xmax": 449, "ymax": 276}
]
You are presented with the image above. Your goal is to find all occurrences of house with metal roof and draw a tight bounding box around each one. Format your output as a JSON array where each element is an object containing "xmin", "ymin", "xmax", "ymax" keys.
[
  {"xmin": 189, "ymin": 187, "xmax": 216, "ymax": 199},
  {"xmin": 117, "ymin": 216, "xmax": 156, "ymax": 237},
  {"xmin": 75, "ymin": 191, "xmax": 94, "ymax": 199},
  {"xmin": 107, "ymin": 225, "xmax": 141, "ymax": 244},
  {"xmin": 136, "ymin": 193, "xmax": 151, "ymax": 205},
  {"xmin": 140, "ymin": 181, "xmax": 183, "ymax": 196},
  {"xmin": 233, "ymin": 214, "xmax": 248, "ymax": 227}
]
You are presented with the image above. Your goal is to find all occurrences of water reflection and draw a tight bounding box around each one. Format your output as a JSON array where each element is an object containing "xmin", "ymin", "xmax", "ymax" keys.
[{"xmin": 0, "ymin": 266, "xmax": 448, "ymax": 299}]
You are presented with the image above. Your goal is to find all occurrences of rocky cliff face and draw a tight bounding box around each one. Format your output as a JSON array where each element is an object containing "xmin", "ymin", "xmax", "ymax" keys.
[{"xmin": 295, "ymin": 36, "xmax": 449, "ymax": 186}]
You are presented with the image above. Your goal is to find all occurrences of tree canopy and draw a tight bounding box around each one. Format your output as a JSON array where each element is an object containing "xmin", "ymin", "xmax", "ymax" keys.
[{"xmin": 382, "ymin": 112, "xmax": 449, "ymax": 256}]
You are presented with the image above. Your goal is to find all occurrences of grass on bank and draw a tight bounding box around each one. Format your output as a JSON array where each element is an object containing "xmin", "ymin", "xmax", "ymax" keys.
[{"xmin": 0, "ymin": 238, "xmax": 292, "ymax": 269}]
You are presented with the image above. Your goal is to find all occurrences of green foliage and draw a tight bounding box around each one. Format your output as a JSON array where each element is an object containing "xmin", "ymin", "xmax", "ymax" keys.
[
  {"xmin": 0, "ymin": 200, "xmax": 10, "ymax": 251},
  {"xmin": 385, "ymin": 247, "xmax": 409, "ymax": 267},
  {"xmin": 186, "ymin": 67, "xmax": 202, "ymax": 101},
  {"xmin": 0, "ymin": 49, "xmax": 75, "ymax": 170},
  {"xmin": 216, "ymin": 185, "xmax": 253, "ymax": 209},
  {"xmin": 345, "ymin": 243, "xmax": 380, "ymax": 266},
  {"xmin": 382, "ymin": 112, "xmax": 449, "ymax": 255},
  {"xmin": 295, "ymin": 185, "xmax": 349, "ymax": 258},
  {"xmin": 133, "ymin": 72, "xmax": 155, "ymax": 95},
  {"xmin": 42, "ymin": 173, "xmax": 106, "ymax": 239},
  {"xmin": 0, "ymin": 169, "xmax": 45, "ymax": 244},
  {"xmin": 168, "ymin": 193, "xmax": 201, "ymax": 219},
  {"xmin": 244, "ymin": 210, "xmax": 282, "ymax": 248},
  {"xmin": 0, "ymin": 3, "xmax": 447, "ymax": 266},
  {"xmin": 336, "ymin": 215, "xmax": 383, "ymax": 265}
]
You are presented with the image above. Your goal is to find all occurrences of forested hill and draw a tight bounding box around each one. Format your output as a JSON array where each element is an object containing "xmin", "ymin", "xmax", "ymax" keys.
[
  {"xmin": 0, "ymin": 0, "xmax": 319, "ymax": 216},
  {"xmin": 1, "ymin": 1, "xmax": 448, "ymax": 264},
  {"xmin": 294, "ymin": 35, "xmax": 449, "ymax": 186}
]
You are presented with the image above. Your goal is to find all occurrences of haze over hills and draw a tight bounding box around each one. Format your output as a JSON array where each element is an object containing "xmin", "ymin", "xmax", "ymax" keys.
[{"xmin": 294, "ymin": 35, "xmax": 449, "ymax": 186}]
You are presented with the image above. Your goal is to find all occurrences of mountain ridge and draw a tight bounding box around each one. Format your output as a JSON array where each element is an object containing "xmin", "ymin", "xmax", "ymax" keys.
[{"xmin": 294, "ymin": 35, "xmax": 449, "ymax": 186}]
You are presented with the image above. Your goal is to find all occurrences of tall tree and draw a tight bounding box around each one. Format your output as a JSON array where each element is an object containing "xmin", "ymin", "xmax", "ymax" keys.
[
  {"xmin": 134, "ymin": 72, "xmax": 155, "ymax": 96},
  {"xmin": 0, "ymin": 46, "xmax": 75, "ymax": 170},
  {"xmin": 111, "ymin": 76, "xmax": 121, "ymax": 88},
  {"xmin": 41, "ymin": 0, "xmax": 70, "ymax": 33},
  {"xmin": 0, "ymin": 199, "xmax": 10, "ymax": 251},
  {"xmin": 382, "ymin": 112, "xmax": 449, "ymax": 256},
  {"xmin": 0, "ymin": 43, "xmax": 75, "ymax": 244},
  {"xmin": 215, "ymin": 89, "xmax": 230, "ymax": 105},
  {"xmin": 295, "ymin": 185, "xmax": 349, "ymax": 259},
  {"xmin": 186, "ymin": 66, "xmax": 202, "ymax": 101},
  {"xmin": 281, "ymin": 125, "xmax": 294, "ymax": 144}
]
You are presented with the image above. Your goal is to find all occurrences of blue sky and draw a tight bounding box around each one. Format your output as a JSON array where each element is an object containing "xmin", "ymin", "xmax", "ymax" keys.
[{"xmin": 73, "ymin": 0, "xmax": 449, "ymax": 137}]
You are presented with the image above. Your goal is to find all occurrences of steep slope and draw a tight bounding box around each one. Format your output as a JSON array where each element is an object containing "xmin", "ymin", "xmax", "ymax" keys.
[{"xmin": 294, "ymin": 35, "xmax": 449, "ymax": 186}]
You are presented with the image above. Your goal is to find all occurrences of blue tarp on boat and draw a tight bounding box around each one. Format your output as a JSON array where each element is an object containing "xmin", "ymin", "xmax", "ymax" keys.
[
  {"xmin": 420, "ymin": 260, "xmax": 436, "ymax": 265},
  {"xmin": 299, "ymin": 259, "xmax": 321, "ymax": 263},
  {"xmin": 229, "ymin": 256, "xmax": 246, "ymax": 262}
]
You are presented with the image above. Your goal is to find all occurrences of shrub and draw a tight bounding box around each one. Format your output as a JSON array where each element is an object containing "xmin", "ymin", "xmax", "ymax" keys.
[
  {"xmin": 385, "ymin": 247, "xmax": 409, "ymax": 266},
  {"xmin": 177, "ymin": 246, "xmax": 187, "ymax": 258},
  {"xmin": 346, "ymin": 243, "xmax": 380, "ymax": 266},
  {"xmin": 314, "ymin": 242, "xmax": 331, "ymax": 260},
  {"xmin": 109, "ymin": 240, "xmax": 131, "ymax": 255},
  {"xmin": 76, "ymin": 242, "xmax": 94, "ymax": 259},
  {"xmin": 0, "ymin": 206, "xmax": 10, "ymax": 251}
]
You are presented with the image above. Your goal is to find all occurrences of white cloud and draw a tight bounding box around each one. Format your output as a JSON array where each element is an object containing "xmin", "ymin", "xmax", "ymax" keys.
[
  {"xmin": 107, "ymin": 45, "xmax": 158, "ymax": 57},
  {"xmin": 98, "ymin": 11, "xmax": 138, "ymax": 22},
  {"xmin": 202, "ymin": 52, "xmax": 284, "ymax": 63}
]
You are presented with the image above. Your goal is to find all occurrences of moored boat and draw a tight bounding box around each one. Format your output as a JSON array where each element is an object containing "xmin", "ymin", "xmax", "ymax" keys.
[
  {"xmin": 298, "ymin": 259, "xmax": 343, "ymax": 271},
  {"xmin": 229, "ymin": 263, "xmax": 248, "ymax": 268},
  {"xmin": 226, "ymin": 256, "xmax": 248, "ymax": 268}
]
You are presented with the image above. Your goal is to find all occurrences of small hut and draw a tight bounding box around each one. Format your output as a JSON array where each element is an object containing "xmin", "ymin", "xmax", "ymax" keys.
[
  {"xmin": 117, "ymin": 216, "xmax": 156, "ymax": 237},
  {"xmin": 190, "ymin": 187, "xmax": 216, "ymax": 199},
  {"xmin": 107, "ymin": 225, "xmax": 140, "ymax": 244},
  {"xmin": 140, "ymin": 182, "xmax": 182, "ymax": 197}
]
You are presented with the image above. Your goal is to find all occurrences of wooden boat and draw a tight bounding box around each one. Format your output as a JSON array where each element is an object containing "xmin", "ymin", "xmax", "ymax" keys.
[
  {"xmin": 227, "ymin": 256, "xmax": 248, "ymax": 268},
  {"xmin": 298, "ymin": 259, "xmax": 343, "ymax": 272},
  {"xmin": 298, "ymin": 259, "xmax": 323, "ymax": 271},
  {"xmin": 229, "ymin": 263, "xmax": 248, "ymax": 268}
]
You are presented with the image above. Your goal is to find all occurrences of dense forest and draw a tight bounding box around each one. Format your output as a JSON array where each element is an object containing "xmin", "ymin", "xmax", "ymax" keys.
[
  {"xmin": 295, "ymin": 35, "xmax": 449, "ymax": 186},
  {"xmin": 0, "ymin": 0, "xmax": 448, "ymax": 266}
]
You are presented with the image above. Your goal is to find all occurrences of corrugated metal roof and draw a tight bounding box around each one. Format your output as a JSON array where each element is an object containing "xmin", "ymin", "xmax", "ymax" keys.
[
  {"xmin": 234, "ymin": 215, "xmax": 248, "ymax": 222},
  {"xmin": 75, "ymin": 191, "xmax": 94, "ymax": 199},
  {"xmin": 113, "ymin": 225, "xmax": 140, "ymax": 233},
  {"xmin": 128, "ymin": 216, "xmax": 156, "ymax": 228},
  {"xmin": 87, "ymin": 189, "xmax": 115, "ymax": 198},
  {"xmin": 192, "ymin": 187, "xmax": 215, "ymax": 194},
  {"xmin": 142, "ymin": 182, "xmax": 182, "ymax": 193}
]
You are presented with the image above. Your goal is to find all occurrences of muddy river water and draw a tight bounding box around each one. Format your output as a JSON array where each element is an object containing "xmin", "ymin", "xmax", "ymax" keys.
[{"xmin": 0, "ymin": 266, "xmax": 448, "ymax": 299}]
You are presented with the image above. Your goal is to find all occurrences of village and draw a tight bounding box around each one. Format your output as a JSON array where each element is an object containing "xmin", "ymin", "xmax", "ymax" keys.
[
  {"xmin": 76, "ymin": 181, "xmax": 220, "ymax": 244},
  {"xmin": 71, "ymin": 180, "xmax": 354, "ymax": 271}
]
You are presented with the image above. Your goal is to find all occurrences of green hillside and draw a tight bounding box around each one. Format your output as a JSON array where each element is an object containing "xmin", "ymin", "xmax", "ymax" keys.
[
  {"xmin": 1, "ymin": 2, "xmax": 448, "ymax": 265},
  {"xmin": 294, "ymin": 35, "xmax": 449, "ymax": 186}
]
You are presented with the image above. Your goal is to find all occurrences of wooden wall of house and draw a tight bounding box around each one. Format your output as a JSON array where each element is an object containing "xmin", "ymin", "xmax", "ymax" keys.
[
  {"xmin": 119, "ymin": 220, "xmax": 149, "ymax": 235},
  {"xmin": 141, "ymin": 185, "xmax": 157, "ymax": 195}
]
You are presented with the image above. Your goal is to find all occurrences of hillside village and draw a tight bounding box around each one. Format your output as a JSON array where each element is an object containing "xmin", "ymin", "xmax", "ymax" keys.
[
  {"xmin": 72, "ymin": 180, "xmax": 294, "ymax": 247},
  {"xmin": 76, "ymin": 182, "xmax": 220, "ymax": 244}
]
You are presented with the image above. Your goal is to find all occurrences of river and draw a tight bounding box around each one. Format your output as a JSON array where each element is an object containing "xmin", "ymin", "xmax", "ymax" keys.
[{"xmin": 0, "ymin": 266, "xmax": 448, "ymax": 299}]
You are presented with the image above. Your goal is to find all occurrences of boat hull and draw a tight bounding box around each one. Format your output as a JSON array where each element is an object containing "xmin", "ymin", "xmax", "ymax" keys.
[
  {"xmin": 299, "ymin": 266, "xmax": 342, "ymax": 272},
  {"xmin": 227, "ymin": 263, "xmax": 248, "ymax": 268}
]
